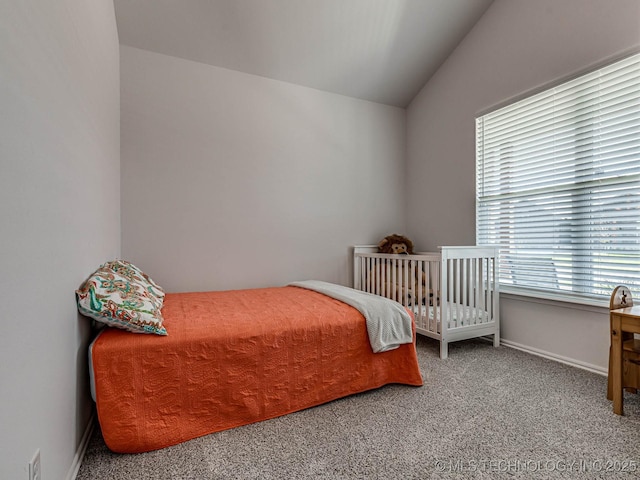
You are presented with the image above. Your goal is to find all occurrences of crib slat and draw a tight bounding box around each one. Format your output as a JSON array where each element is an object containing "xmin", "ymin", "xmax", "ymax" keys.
[
  {"xmin": 388, "ymin": 258, "xmax": 392, "ymax": 299},
  {"xmin": 447, "ymin": 258, "xmax": 452, "ymax": 331},
  {"xmin": 420, "ymin": 259, "xmax": 425, "ymax": 330},
  {"xmin": 416, "ymin": 260, "xmax": 423, "ymax": 327},
  {"xmin": 423, "ymin": 259, "xmax": 429, "ymax": 331},
  {"xmin": 407, "ymin": 260, "xmax": 423, "ymax": 328},
  {"xmin": 462, "ymin": 259, "xmax": 467, "ymax": 326},
  {"xmin": 399, "ymin": 258, "xmax": 402, "ymax": 303},
  {"xmin": 394, "ymin": 258, "xmax": 399, "ymax": 301},
  {"xmin": 443, "ymin": 257, "xmax": 447, "ymax": 330},
  {"xmin": 372, "ymin": 257, "xmax": 376, "ymax": 294},
  {"xmin": 398, "ymin": 257, "xmax": 403, "ymax": 303},
  {"xmin": 362, "ymin": 256, "xmax": 366, "ymax": 293},
  {"xmin": 455, "ymin": 259, "xmax": 460, "ymax": 328},
  {"xmin": 400, "ymin": 257, "xmax": 403, "ymax": 304},
  {"xmin": 484, "ymin": 257, "xmax": 490, "ymax": 321},
  {"xmin": 434, "ymin": 261, "xmax": 440, "ymax": 333},
  {"xmin": 485, "ymin": 257, "xmax": 492, "ymax": 322},
  {"xmin": 402, "ymin": 258, "xmax": 408, "ymax": 307},
  {"xmin": 437, "ymin": 261, "xmax": 442, "ymax": 333},
  {"xmin": 460, "ymin": 259, "xmax": 464, "ymax": 328},
  {"xmin": 382, "ymin": 258, "xmax": 386, "ymax": 297},
  {"xmin": 393, "ymin": 258, "xmax": 397, "ymax": 302},
  {"xmin": 366, "ymin": 258, "xmax": 370, "ymax": 293},
  {"xmin": 413, "ymin": 260, "xmax": 421, "ymax": 329},
  {"xmin": 491, "ymin": 257, "xmax": 497, "ymax": 322},
  {"xmin": 473, "ymin": 258, "xmax": 478, "ymax": 324},
  {"xmin": 483, "ymin": 258, "xmax": 489, "ymax": 323},
  {"xmin": 470, "ymin": 258, "xmax": 475, "ymax": 324},
  {"xmin": 399, "ymin": 257, "xmax": 403, "ymax": 305},
  {"xmin": 424, "ymin": 260, "xmax": 430, "ymax": 332}
]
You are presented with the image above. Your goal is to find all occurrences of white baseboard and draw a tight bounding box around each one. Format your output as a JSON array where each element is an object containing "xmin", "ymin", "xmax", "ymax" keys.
[
  {"xmin": 500, "ymin": 339, "xmax": 608, "ymax": 376},
  {"xmin": 65, "ymin": 411, "xmax": 96, "ymax": 480}
]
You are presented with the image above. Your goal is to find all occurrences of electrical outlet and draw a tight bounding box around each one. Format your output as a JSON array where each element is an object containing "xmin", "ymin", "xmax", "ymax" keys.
[{"xmin": 28, "ymin": 449, "xmax": 41, "ymax": 480}]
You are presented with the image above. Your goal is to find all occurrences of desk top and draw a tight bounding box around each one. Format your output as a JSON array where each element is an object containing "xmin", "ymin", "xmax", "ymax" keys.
[{"xmin": 611, "ymin": 305, "xmax": 640, "ymax": 318}]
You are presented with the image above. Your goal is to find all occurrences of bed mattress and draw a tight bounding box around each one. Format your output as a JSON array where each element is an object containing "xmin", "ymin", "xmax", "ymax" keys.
[{"xmin": 90, "ymin": 286, "xmax": 423, "ymax": 453}]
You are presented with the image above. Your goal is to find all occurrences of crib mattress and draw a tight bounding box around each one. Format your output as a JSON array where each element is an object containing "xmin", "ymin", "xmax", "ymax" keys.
[
  {"xmin": 90, "ymin": 286, "xmax": 423, "ymax": 453},
  {"xmin": 412, "ymin": 303, "xmax": 492, "ymax": 331}
]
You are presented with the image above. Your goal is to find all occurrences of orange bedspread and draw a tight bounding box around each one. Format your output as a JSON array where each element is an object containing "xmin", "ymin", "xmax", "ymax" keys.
[{"xmin": 91, "ymin": 286, "xmax": 423, "ymax": 453}]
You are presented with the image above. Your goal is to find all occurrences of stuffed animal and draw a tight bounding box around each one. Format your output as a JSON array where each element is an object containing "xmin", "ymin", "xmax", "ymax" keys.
[
  {"xmin": 372, "ymin": 234, "xmax": 430, "ymax": 305},
  {"xmin": 378, "ymin": 234, "xmax": 415, "ymax": 255}
]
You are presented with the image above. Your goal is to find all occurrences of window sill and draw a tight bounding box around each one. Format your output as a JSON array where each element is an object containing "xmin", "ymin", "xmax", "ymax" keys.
[{"xmin": 500, "ymin": 286, "xmax": 609, "ymax": 313}]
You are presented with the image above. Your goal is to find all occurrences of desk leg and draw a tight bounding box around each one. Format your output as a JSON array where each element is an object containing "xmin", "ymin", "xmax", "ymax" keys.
[
  {"xmin": 607, "ymin": 345, "xmax": 613, "ymax": 401},
  {"xmin": 611, "ymin": 314, "xmax": 623, "ymax": 415}
]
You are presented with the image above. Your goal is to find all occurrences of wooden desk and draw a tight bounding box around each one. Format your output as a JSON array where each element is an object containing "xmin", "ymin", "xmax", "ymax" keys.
[{"xmin": 610, "ymin": 305, "xmax": 640, "ymax": 415}]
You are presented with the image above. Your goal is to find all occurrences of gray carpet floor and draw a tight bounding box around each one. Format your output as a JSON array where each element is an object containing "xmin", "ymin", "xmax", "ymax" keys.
[{"xmin": 77, "ymin": 337, "xmax": 640, "ymax": 479}]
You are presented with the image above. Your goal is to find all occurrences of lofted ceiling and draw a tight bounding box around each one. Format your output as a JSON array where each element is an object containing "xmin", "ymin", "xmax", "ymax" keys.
[{"xmin": 114, "ymin": 0, "xmax": 494, "ymax": 107}]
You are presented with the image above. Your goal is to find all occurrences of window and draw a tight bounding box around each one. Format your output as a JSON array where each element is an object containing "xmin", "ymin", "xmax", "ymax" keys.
[{"xmin": 476, "ymin": 53, "xmax": 640, "ymax": 304}]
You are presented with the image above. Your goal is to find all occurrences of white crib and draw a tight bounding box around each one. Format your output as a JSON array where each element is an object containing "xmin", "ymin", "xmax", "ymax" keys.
[{"xmin": 353, "ymin": 245, "xmax": 500, "ymax": 359}]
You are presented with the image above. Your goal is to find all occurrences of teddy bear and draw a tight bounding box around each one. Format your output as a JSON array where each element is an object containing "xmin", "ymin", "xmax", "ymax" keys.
[{"xmin": 374, "ymin": 234, "xmax": 440, "ymax": 306}]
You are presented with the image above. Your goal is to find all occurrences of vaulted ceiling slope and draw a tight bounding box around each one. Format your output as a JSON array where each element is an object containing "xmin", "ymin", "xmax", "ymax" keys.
[{"xmin": 114, "ymin": 0, "xmax": 494, "ymax": 107}]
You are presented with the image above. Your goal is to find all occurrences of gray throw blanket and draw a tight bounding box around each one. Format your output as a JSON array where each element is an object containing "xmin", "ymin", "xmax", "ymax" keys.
[{"xmin": 289, "ymin": 280, "xmax": 413, "ymax": 353}]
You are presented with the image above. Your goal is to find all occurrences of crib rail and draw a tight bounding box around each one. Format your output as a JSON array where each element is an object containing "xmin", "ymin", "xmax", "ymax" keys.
[
  {"xmin": 441, "ymin": 246, "xmax": 499, "ymax": 331},
  {"xmin": 353, "ymin": 245, "xmax": 500, "ymax": 358},
  {"xmin": 353, "ymin": 249, "xmax": 442, "ymax": 333}
]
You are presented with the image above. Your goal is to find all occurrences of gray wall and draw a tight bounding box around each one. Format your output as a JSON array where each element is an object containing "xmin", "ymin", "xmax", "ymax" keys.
[
  {"xmin": 0, "ymin": 2, "xmax": 120, "ymax": 479},
  {"xmin": 121, "ymin": 46, "xmax": 406, "ymax": 293},
  {"xmin": 406, "ymin": 0, "xmax": 640, "ymax": 371},
  {"xmin": 1, "ymin": 3, "xmax": 635, "ymax": 477}
]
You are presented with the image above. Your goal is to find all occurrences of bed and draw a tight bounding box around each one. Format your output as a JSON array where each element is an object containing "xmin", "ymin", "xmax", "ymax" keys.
[
  {"xmin": 87, "ymin": 284, "xmax": 423, "ymax": 453},
  {"xmin": 353, "ymin": 245, "xmax": 500, "ymax": 359}
]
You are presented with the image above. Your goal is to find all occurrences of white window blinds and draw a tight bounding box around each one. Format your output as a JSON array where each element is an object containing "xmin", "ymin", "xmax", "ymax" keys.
[{"xmin": 476, "ymin": 52, "xmax": 640, "ymax": 302}]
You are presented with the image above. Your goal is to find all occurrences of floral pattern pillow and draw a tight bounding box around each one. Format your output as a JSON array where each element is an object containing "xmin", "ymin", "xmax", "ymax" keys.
[
  {"xmin": 102, "ymin": 259, "xmax": 165, "ymax": 306},
  {"xmin": 76, "ymin": 264, "xmax": 167, "ymax": 335}
]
